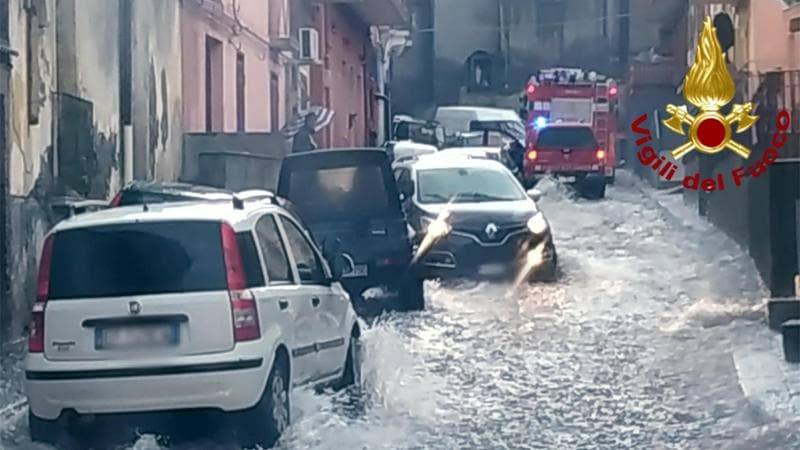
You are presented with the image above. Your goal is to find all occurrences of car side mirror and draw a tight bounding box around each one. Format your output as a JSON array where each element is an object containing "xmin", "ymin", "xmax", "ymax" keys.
[
  {"xmin": 322, "ymin": 238, "xmax": 345, "ymax": 281},
  {"xmin": 398, "ymin": 179, "xmax": 414, "ymax": 201},
  {"xmin": 527, "ymin": 189, "xmax": 543, "ymax": 202}
]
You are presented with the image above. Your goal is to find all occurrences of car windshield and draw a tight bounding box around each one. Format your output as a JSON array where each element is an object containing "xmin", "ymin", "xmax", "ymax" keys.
[
  {"xmin": 536, "ymin": 127, "xmax": 597, "ymax": 148},
  {"xmin": 417, "ymin": 167, "xmax": 526, "ymax": 204},
  {"xmin": 286, "ymin": 164, "xmax": 392, "ymax": 220},
  {"xmin": 48, "ymin": 221, "xmax": 226, "ymax": 299}
]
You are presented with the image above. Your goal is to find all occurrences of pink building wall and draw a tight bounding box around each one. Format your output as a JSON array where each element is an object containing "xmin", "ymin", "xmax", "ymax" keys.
[
  {"xmin": 181, "ymin": 0, "xmax": 287, "ymax": 133},
  {"xmin": 311, "ymin": 5, "xmax": 377, "ymax": 148}
]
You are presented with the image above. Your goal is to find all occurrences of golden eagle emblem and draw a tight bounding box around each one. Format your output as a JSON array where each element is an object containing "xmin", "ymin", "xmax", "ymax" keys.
[{"xmin": 663, "ymin": 17, "xmax": 758, "ymax": 159}]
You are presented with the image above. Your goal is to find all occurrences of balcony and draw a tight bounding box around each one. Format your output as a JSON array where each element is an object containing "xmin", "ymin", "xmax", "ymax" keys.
[{"xmin": 319, "ymin": 0, "xmax": 409, "ymax": 26}]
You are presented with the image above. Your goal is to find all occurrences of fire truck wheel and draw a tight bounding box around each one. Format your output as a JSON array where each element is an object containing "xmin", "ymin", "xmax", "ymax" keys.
[{"xmin": 583, "ymin": 180, "xmax": 606, "ymax": 200}]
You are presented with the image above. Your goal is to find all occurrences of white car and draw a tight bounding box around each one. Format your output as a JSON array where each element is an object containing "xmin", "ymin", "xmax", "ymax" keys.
[
  {"xmin": 435, "ymin": 146, "xmax": 503, "ymax": 161},
  {"xmin": 25, "ymin": 198, "xmax": 361, "ymax": 447},
  {"xmin": 391, "ymin": 140, "xmax": 438, "ymax": 162}
]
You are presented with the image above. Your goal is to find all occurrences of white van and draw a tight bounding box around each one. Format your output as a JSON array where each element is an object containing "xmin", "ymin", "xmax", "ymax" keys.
[{"xmin": 434, "ymin": 106, "xmax": 525, "ymax": 139}]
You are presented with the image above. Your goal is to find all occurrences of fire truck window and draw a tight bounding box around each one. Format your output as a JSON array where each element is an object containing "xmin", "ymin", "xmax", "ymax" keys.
[{"xmin": 536, "ymin": 127, "xmax": 597, "ymax": 149}]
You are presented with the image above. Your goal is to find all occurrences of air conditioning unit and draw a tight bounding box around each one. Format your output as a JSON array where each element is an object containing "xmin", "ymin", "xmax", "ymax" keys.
[{"xmin": 298, "ymin": 27, "xmax": 320, "ymax": 63}]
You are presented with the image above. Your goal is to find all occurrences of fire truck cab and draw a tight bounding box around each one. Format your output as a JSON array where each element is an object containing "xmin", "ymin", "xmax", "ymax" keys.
[{"xmin": 522, "ymin": 68, "xmax": 619, "ymax": 194}]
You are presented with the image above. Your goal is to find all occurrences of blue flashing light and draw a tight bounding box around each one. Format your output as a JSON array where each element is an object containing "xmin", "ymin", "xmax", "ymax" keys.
[{"xmin": 532, "ymin": 116, "xmax": 547, "ymax": 130}]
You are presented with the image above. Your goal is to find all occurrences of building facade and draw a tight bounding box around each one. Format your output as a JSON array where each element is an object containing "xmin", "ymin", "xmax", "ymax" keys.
[
  {"xmin": 181, "ymin": 0, "xmax": 291, "ymax": 134},
  {"xmin": 0, "ymin": 0, "xmax": 184, "ymax": 344},
  {"xmin": 289, "ymin": 0, "xmax": 409, "ymax": 148}
]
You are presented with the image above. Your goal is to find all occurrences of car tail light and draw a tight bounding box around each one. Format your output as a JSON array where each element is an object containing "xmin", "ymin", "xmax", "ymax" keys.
[
  {"xmin": 109, "ymin": 191, "xmax": 122, "ymax": 207},
  {"xmin": 596, "ymin": 149, "xmax": 606, "ymax": 161},
  {"xmin": 221, "ymin": 223, "xmax": 260, "ymax": 342},
  {"xmin": 526, "ymin": 84, "xmax": 536, "ymax": 95},
  {"xmin": 608, "ymin": 85, "xmax": 618, "ymax": 97},
  {"xmin": 30, "ymin": 235, "xmax": 54, "ymax": 353},
  {"xmin": 527, "ymin": 149, "xmax": 538, "ymax": 161}
]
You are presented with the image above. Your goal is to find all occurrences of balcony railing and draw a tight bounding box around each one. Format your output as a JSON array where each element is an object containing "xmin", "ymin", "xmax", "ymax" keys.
[{"xmin": 318, "ymin": 0, "xmax": 409, "ymax": 26}]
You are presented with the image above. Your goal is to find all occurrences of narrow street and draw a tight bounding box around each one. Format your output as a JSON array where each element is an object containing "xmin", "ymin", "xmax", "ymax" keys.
[{"xmin": 3, "ymin": 172, "xmax": 798, "ymax": 449}]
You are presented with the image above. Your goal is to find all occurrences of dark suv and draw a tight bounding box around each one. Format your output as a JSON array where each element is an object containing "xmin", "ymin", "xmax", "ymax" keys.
[{"xmin": 278, "ymin": 149, "xmax": 424, "ymax": 314}]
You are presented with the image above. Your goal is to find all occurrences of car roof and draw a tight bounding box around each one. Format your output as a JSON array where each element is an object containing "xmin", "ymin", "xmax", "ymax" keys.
[
  {"xmin": 436, "ymin": 106, "xmax": 519, "ymax": 119},
  {"xmin": 123, "ymin": 180, "xmax": 231, "ymax": 196},
  {"xmin": 283, "ymin": 148, "xmax": 386, "ymax": 161},
  {"xmin": 539, "ymin": 122, "xmax": 594, "ymax": 129},
  {"xmin": 410, "ymin": 154, "xmax": 508, "ymax": 171},
  {"xmin": 51, "ymin": 200, "xmax": 283, "ymax": 233},
  {"xmin": 440, "ymin": 146, "xmax": 501, "ymax": 152}
]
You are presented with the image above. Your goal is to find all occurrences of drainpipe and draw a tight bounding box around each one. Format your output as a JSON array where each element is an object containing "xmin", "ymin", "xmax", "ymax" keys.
[
  {"xmin": 376, "ymin": 29, "xmax": 411, "ymax": 146},
  {"xmin": 123, "ymin": 125, "xmax": 133, "ymax": 184}
]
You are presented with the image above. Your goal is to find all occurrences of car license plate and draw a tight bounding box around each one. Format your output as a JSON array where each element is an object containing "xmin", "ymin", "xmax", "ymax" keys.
[
  {"xmin": 96, "ymin": 324, "xmax": 178, "ymax": 350},
  {"xmin": 478, "ymin": 263, "xmax": 506, "ymax": 276},
  {"xmin": 558, "ymin": 176, "xmax": 576, "ymax": 183},
  {"xmin": 342, "ymin": 264, "xmax": 368, "ymax": 278}
]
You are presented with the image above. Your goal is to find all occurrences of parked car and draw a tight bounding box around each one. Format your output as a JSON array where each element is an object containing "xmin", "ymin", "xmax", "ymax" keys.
[
  {"xmin": 278, "ymin": 149, "xmax": 425, "ymax": 313},
  {"xmin": 393, "ymin": 155, "xmax": 557, "ymax": 282},
  {"xmin": 109, "ymin": 180, "xmax": 233, "ymax": 207},
  {"xmin": 25, "ymin": 199, "xmax": 360, "ymax": 448},
  {"xmin": 523, "ymin": 122, "xmax": 607, "ymax": 199},
  {"xmin": 388, "ymin": 140, "xmax": 438, "ymax": 163}
]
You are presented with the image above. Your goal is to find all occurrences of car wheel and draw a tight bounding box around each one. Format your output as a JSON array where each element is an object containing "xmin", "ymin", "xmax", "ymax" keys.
[
  {"xmin": 399, "ymin": 277, "xmax": 425, "ymax": 311},
  {"xmin": 238, "ymin": 353, "xmax": 290, "ymax": 449},
  {"xmin": 583, "ymin": 181, "xmax": 606, "ymax": 200},
  {"xmin": 531, "ymin": 243, "xmax": 558, "ymax": 282},
  {"xmin": 335, "ymin": 331, "xmax": 362, "ymax": 390},
  {"xmin": 29, "ymin": 410, "xmax": 66, "ymax": 445}
]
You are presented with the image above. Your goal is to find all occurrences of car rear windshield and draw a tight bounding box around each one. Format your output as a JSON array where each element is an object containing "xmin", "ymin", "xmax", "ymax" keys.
[
  {"xmin": 118, "ymin": 191, "xmax": 191, "ymax": 206},
  {"xmin": 49, "ymin": 221, "xmax": 227, "ymax": 299},
  {"xmin": 286, "ymin": 165, "xmax": 392, "ymax": 221},
  {"xmin": 536, "ymin": 127, "xmax": 596, "ymax": 149}
]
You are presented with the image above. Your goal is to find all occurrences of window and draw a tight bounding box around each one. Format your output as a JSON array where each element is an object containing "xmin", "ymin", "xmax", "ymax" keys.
[
  {"xmin": 536, "ymin": 0, "xmax": 565, "ymax": 40},
  {"xmin": 236, "ymin": 52, "xmax": 246, "ymax": 132},
  {"xmin": 237, "ymin": 232, "xmax": 265, "ymax": 288},
  {"xmin": 270, "ymin": 72, "xmax": 279, "ymax": 132},
  {"xmin": 467, "ymin": 52, "xmax": 492, "ymax": 91},
  {"xmin": 205, "ymin": 36, "xmax": 223, "ymax": 132},
  {"xmin": 0, "ymin": 0, "xmax": 8, "ymax": 43},
  {"xmin": 286, "ymin": 165, "xmax": 391, "ymax": 221},
  {"xmin": 255, "ymin": 215, "xmax": 293, "ymax": 284},
  {"xmin": 535, "ymin": 126, "xmax": 597, "ymax": 149},
  {"xmin": 280, "ymin": 218, "xmax": 326, "ymax": 285},
  {"xmin": 49, "ymin": 221, "xmax": 227, "ymax": 299}
]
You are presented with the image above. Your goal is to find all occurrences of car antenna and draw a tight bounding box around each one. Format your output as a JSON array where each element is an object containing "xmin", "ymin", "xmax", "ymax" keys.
[{"xmin": 232, "ymin": 195, "xmax": 244, "ymax": 210}]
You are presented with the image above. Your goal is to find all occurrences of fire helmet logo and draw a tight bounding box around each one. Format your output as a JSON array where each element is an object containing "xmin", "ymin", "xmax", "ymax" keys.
[{"xmin": 662, "ymin": 17, "xmax": 758, "ymax": 160}]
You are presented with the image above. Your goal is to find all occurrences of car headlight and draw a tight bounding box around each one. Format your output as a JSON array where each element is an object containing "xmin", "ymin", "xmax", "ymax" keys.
[
  {"xmin": 527, "ymin": 212, "xmax": 548, "ymax": 235},
  {"xmin": 421, "ymin": 213, "xmax": 452, "ymax": 239}
]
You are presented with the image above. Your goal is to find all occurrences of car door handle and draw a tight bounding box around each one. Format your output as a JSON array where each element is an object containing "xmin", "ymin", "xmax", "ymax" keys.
[
  {"xmin": 278, "ymin": 299, "xmax": 289, "ymax": 310},
  {"xmin": 311, "ymin": 297, "xmax": 320, "ymax": 307}
]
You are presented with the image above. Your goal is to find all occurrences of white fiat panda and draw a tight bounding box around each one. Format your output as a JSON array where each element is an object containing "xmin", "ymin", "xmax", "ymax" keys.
[{"xmin": 25, "ymin": 198, "xmax": 361, "ymax": 447}]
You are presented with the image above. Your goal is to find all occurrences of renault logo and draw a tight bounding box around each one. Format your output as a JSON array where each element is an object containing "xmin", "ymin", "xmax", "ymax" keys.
[
  {"xmin": 128, "ymin": 301, "xmax": 141, "ymax": 315},
  {"xmin": 485, "ymin": 223, "xmax": 498, "ymax": 239}
]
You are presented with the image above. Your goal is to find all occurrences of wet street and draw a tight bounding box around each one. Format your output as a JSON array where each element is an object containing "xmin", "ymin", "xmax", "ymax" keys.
[{"xmin": 3, "ymin": 172, "xmax": 800, "ymax": 449}]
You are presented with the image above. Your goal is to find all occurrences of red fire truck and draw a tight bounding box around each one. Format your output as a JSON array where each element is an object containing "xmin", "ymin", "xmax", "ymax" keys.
[{"xmin": 522, "ymin": 68, "xmax": 619, "ymax": 189}]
